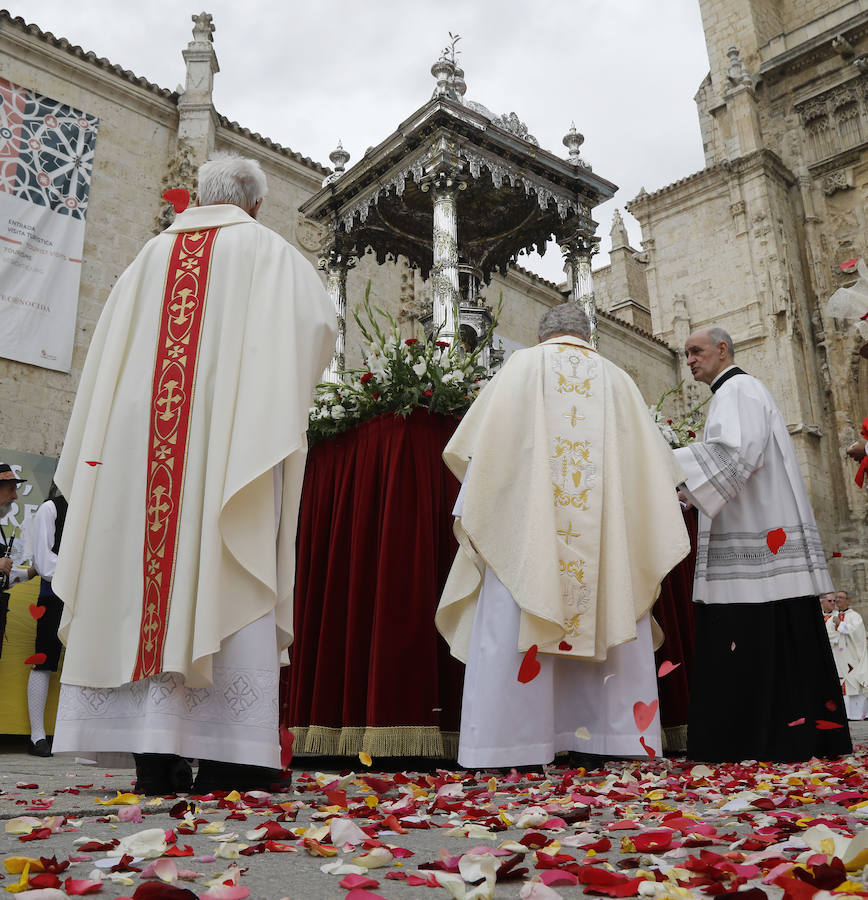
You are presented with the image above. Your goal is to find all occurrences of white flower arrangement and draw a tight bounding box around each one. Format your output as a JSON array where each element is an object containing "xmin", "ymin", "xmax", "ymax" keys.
[{"xmin": 309, "ymin": 283, "xmax": 500, "ymax": 443}]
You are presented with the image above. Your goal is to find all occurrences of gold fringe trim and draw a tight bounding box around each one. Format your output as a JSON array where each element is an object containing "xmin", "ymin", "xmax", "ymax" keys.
[
  {"xmin": 362, "ymin": 726, "xmax": 456, "ymax": 759},
  {"xmin": 337, "ymin": 727, "xmax": 366, "ymax": 756},
  {"xmin": 289, "ymin": 725, "xmax": 459, "ymax": 759},
  {"xmin": 662, "ymin": 724, "xmax": 688, "ymax": 754},
  {"xmin": 301, "ymin": 725, "xmax": 343, "ymax": 755}
]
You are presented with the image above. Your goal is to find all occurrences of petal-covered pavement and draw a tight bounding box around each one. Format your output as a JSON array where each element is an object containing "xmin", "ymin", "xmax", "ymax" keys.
[{"xmin": 3, "ymin": 730, "xmax": 868, "ymax": 899}]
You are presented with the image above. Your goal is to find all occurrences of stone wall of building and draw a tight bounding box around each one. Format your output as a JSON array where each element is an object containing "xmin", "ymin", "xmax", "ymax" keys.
[
  {"xmin": 0, "ymin": 16, "xmax": 179, "ymax": 457},
  {"xmin": 0, "ymin": 12, "xmax": 681, "ymax": 499},
  {"xmin": 626, "ymin": 0, "xmax": 868, "ymax": 597}
]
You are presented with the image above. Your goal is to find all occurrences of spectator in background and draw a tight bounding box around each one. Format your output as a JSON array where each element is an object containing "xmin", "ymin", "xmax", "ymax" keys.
[
  {"xmin": 26, "ymin": 484, "xmax": 67, "ymax": 757},
  {"xmin": 831, "ymin": 590, "xmax": 868, "ymax": 720},
  {"xmin": 847, "ymin": 416, "xmax": 868, "ymax": 488},
  {"xmin": 0, "ymin": 464, "xmax": 35, "ymax": 657}
]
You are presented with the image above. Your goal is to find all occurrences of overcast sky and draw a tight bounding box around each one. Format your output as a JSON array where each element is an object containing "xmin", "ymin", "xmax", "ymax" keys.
[{"xmin": 20, "ymin": 1, "xmax": 710, "ymax": 282}]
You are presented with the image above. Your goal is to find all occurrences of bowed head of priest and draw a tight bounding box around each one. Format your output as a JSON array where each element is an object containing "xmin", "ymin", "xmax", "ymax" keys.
[
  {"xmin": 537, "ymin": 302, "xmax": 592, "ymax": 343},
  {"xmin": 196, "ymin": 154, "xmax": 267, "ymax": 219},
  {"xmin": 684, "ymin": 326, "xmax": 735, "ymax": 385}
]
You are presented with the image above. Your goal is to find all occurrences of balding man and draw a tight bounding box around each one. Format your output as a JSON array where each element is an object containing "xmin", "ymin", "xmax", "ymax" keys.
[
  {"xmin": 437, "ymin": 304, "xmax": 689, "ymax": 768},
  {"xmin": 830, "ymin": 590, "xmax": 868, "ymax": 720},
  {"xmin": 674, "ymin": 327, "xmax": 848, "ymax": 762},
  {"xmin": 51, "ymin": 155, "xmax": 337, "ymax": 793}
]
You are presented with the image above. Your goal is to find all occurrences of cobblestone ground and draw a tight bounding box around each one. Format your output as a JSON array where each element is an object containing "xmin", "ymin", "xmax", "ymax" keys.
[{"xmin": 1, "ymin": 726, "xmax": 868, "ymax": 899}]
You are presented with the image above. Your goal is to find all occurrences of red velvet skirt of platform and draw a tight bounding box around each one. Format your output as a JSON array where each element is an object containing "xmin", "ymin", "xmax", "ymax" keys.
[
  {"xmin": 280, "ymin": 409, "xmax": 464, "ymax": 758},
  {"xmin": 653, "ymin": 507, "xmax": 698, "ymax": 749}
]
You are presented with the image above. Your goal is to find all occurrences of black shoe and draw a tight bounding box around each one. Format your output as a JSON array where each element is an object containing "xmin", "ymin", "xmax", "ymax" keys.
[
  {"xmin": 192, "ymin": 759, "xmax": 288, "ymax": 794},
  {"xmin": 28, "ymin": 738, "xmax": 52, "ymax": 757},
  {"xmin": 133, "ymin": 753, "xmax": 193, "ymax": 795}
]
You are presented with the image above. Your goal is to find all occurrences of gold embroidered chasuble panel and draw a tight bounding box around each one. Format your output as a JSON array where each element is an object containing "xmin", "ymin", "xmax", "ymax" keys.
[{"xmin": 543, "ymin": 344, "xmax": 603, "ymax": 658}]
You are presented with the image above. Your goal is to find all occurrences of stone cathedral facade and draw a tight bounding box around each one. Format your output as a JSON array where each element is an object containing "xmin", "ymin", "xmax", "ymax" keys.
[
  {"xmin": 1, "ymin": 4, "xmax": 867, "ymax": 594},
  {"xmin": 594, "ymin": 0, "xmax": 868, "ymax": 594}
]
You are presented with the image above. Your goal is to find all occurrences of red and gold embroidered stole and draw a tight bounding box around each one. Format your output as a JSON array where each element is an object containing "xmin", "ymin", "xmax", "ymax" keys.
[{"xmin": 133, "ymin": 228, "xmax": 218, "ymax": 681}]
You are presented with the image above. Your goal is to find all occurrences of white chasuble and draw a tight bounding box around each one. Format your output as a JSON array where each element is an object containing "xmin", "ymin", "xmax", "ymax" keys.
[
  {"xmin": 437, "ymin": 336, "xmax": 690, "ymax": 664},
  {"xmin": 674, "ymin": 371, "xmax": 832, "ymax": 606},
  {"xmin": 53, "ymin": 203, "xmax": 337, "ymax": 690}
]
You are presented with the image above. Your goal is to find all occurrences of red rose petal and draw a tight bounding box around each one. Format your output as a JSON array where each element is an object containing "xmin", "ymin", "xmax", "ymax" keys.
[
  {"xmin": 84, "ymin": 460, "xmax": 102, "ymax": 466},
  {"xmin": 162, "ymin": 188, "xmax": 190, "ymax": 214},
  {"xmin": 787, "ymin": 717, "xmax": 806, "ymax": 727},
  {"xmin": 558, "ymin": 640, "xmax": 573, "ymax": 651},
  {"xmin": 639, "ymin": 736, "xmax": 657, "ymax": 759},
  {"xmin": 815, "ymin": 719, "xmax": 844, "ymax": 729},
  {"xmin": 24, "ymin": 653, "xmax": 47, "ymax": 666},
  {"xmin": 517, "ymin": 644, "xmax": 541, "ymax": 683},
  {"xmin": 766, "ymin": 528, "xmax": 786, "ymax": 555},
  {"xmin": 64, "ymin": 878, "xmax": 104, "ymax": 895},
  {"xmin": 279, "ymin": 726, "xmax": 294, "ymax": 770},
  {"xmin": 632, "ymin": 699, "xmax": 658, "ymax": 732},
  {"xmin": 339, "ymin": 873, "xmax": 381, "ymax": 889}
]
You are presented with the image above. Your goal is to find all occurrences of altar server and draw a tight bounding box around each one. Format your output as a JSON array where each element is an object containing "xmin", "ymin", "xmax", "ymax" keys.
[
  {"xmin": 52, "ymin": 155, "xmax": 336, "ymax": 793},
  {"xmin": 830, "ymin": 590, "xmax": 868, "ymax": 720},
  {"xmin": 436, "ymin": 304, "xmax": 690, "ymax": 768},
  {"xmin": 675, "ymin": 327, "xmax": 849, "ymax": 761}
]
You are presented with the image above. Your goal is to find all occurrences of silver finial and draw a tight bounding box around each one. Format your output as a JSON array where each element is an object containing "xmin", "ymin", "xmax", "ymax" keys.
[
  {"xmin": 329, "ymin": 140, "xmax": 350, "ymax": 175},
  {"xmin": 451, "ymin": 65, "xmax": 467, "ymax": 101},
  {"xmin": 563, "ymin": 122, "xmax": 587, "ymax": 168}
]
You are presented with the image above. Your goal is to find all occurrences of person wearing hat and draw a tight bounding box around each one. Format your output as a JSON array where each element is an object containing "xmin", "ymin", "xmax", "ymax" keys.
[{"xmin": 0, "ymin": 464, "xmax": 35, "ymax": 592}]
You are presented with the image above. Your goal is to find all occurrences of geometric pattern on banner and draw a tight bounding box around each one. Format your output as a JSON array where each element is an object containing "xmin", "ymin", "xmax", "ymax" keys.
[{"xmin": 0, "ymin": 76, "xmax": 99, "ymax": 220}]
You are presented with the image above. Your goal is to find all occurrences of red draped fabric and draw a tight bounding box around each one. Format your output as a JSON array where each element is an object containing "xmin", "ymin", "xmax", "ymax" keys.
[
  {"xmin": 281, "ymin": 409, "xmax": 464, "ymax": 758},
  {"xmin": 653, "ymin": 507, "xmax": 699, "ymax": 748}
]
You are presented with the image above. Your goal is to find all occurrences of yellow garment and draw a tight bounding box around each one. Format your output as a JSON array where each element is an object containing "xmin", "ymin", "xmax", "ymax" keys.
[
  {"xmin": 0, "ymin": 580, "xmax": 61, "ymax": 734},
  {"xmin": 53, "ymin": 203, "xmax": 337, "ymax": 688},
  {"xmin": 436, "ymin": 336, "xmax": 690, "ymax": 663}
]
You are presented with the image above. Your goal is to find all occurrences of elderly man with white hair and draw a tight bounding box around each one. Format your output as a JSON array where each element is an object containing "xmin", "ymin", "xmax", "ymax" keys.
[
  {"xmin": 51, "ymin": 154, "xmax": 337, "ymax": 793},
  {"xmin": 675, "ymin": 327, "xmax": 848, "ymax": 762}
]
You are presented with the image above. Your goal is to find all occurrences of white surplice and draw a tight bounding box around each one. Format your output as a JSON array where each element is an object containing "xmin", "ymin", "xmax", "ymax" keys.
[
  {"xmin": 674, "ymin": 368, "xmax": 832, "ymax": 605},
  {"xmin": 53, "ymin": 473, "xmax": 285, "ymax": 766}
]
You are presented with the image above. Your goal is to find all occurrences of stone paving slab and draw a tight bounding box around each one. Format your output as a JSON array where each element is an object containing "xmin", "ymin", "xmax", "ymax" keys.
[{"xmin": 0, "ymin": 730, "xmax": 867, "ymax": 899}]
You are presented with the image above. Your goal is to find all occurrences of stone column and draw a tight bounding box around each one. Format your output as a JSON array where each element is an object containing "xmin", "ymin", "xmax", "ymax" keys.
[
  {"xmin": 177, "ymin": 12, "xmax": 219, "ymax": 165},
  {"xmin": 319, "ymin": 245, "xmax": 353, "ymax": 383},
  {"xmin": 561, "ymin": 235, "xmax": 599, "ymax": 347},
  {"xmin": 421, "ymin": 138, "xmax": 466, "ymax": 345}
]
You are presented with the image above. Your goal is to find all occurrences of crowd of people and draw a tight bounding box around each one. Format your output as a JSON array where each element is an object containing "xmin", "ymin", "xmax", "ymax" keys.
[{"xmin": 1, "ymin": 153, "xmax": 863, "ymax": 790}]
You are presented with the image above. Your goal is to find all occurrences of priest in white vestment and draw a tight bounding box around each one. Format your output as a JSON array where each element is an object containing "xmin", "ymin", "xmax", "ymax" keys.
[
  {"xmin": 436, "ymin": 304, "xmax": 690, "ymax": 769},
  {"xmin": 822, "ymin": 592, "xmax": 845, "ymax": 675},
  {"xmin": 830, "ymin": 590, "xmax": 868, "ymax": 720},
  {"xmin": 675, "ymin": 327, "xmax": 849, "ymax": 762},
  {"xmin": 51, "ymin": 156, "xmax": 337, "ymax": 793}
]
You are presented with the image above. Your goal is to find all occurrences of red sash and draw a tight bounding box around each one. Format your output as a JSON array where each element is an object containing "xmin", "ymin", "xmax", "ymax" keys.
[
  {"xmin": 855, "ymin": 417, "xmax": 868, "ymax": 489},
  {"xmin": 133, "ymin": 228, "xmax": 218, "ymax": 681}
]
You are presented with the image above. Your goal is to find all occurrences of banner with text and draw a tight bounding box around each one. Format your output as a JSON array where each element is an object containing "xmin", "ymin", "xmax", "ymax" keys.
[{"xmin": 0, "ymin": 77, "xmax": 99, "ymax": 372}]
